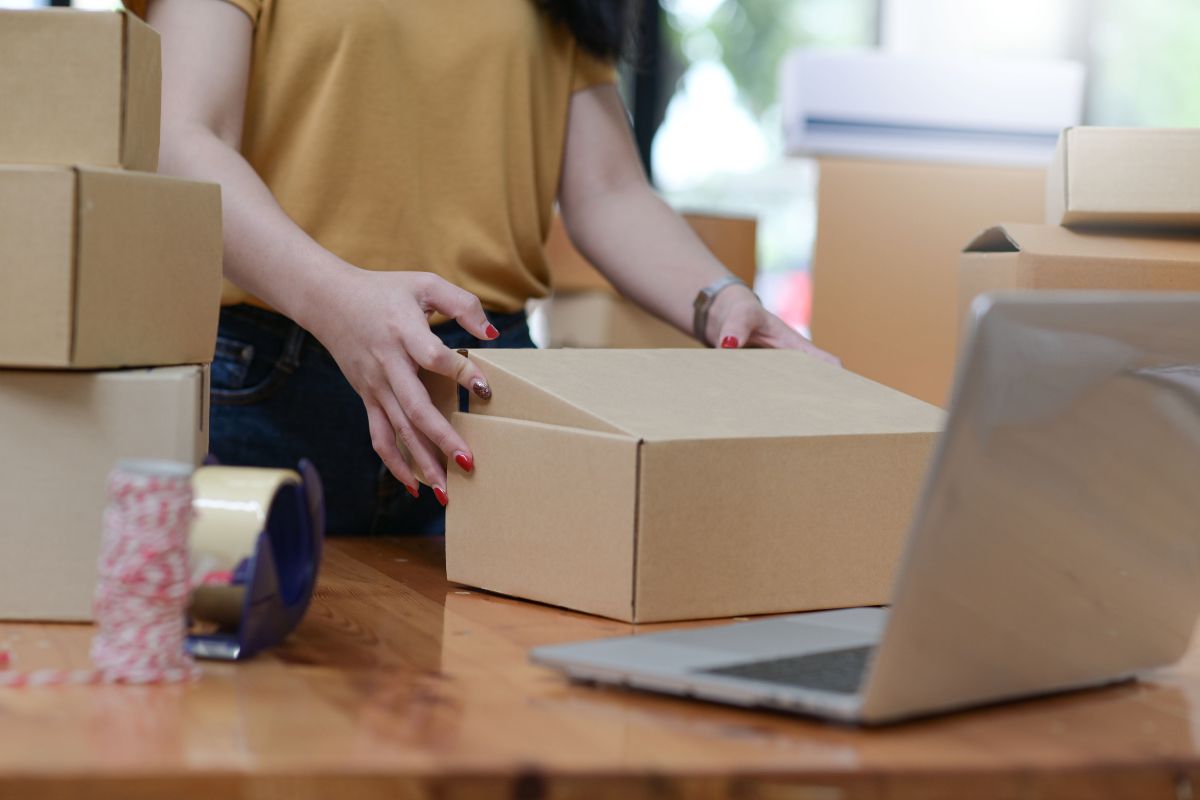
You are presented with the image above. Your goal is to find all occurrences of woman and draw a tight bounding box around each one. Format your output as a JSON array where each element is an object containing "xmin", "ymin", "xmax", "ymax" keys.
[{"xmin": 136, "ymin": 0, "xmax": 837, "ymax": 535}]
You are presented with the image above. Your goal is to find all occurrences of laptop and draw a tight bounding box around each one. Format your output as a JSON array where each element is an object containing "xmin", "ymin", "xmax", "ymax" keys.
[{"xmin": 531, "ymin": 292, "xmax": 1200, "ymax": 725}]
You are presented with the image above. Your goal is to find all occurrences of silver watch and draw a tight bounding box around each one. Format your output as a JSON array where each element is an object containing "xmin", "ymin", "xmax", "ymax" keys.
[{"xmin": 693, "ymin": 276, "xmax": 751, "ymax": 346}]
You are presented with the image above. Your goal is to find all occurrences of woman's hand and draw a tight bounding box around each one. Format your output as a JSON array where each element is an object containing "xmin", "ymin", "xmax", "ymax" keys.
[
  {"xmin": 706, "ymin": 284, "xmax": 841, "ymax": 366},
  {"xmin": 303, "ymin": 268, "xmax": 498, "ymax": 504}
]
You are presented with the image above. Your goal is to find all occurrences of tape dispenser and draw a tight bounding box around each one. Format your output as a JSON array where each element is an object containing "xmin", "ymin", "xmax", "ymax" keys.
[{"xmin": 186, "ymin": 460, "xmax": 325, "ymax": 661}]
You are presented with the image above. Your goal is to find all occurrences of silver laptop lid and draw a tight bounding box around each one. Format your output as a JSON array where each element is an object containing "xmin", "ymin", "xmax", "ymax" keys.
[{"xmin": 859, "ymin": 292, "xmax": 1200, "ymax": 723}]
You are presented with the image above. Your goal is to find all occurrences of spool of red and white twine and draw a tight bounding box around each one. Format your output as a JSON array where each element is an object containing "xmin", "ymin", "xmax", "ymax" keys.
[{"xmin": 0, "ymin": 460, "xmax": 201, "ymax": 688}]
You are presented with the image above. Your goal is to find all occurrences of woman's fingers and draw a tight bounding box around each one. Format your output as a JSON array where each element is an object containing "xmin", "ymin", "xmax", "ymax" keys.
[
  {"xmin": 754, "ymin": 315, "xmax": 843, "ymax": 366},
  {"xmin": 386, "ymin": 358, "xmax": 476, "ymax": 475},
  {"xmin": 374, "ymin": 382, "xmax": 455, "ymax": 505},
  {"xmin": 405, "ymin": 331, "xmax": 493, "ymax": 401},
  {"xmin": 714, "ymin": 301, "xmax": 758, "ymax": 350},
  {"xmin": 364, "ymin": 402, "xmax": 421, "ymax": 497},
  {"xmin": 416, "ymin": 274, "xmax": 499, "ymax": 342}
]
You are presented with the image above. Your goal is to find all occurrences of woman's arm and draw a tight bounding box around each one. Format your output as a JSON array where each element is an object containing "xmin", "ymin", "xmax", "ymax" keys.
[
  {"xmin": 558, "ymin": 84, "xmax": 838, "ymax": 362},
  {"xmin": 149, "ymin": 0, "xmax": 493, "ymax": 499}
]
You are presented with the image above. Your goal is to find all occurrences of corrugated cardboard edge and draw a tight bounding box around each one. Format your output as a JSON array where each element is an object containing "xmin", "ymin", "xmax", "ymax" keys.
[
  {"xmin": 120, "ymin": 10, "xmax": 161, "ymax": 172},
  {"xmin": 630, "ymin": 440, "xmax": 643, "ymax": 622},
  {"xmin": 1044, "ymin": 127, "xmax": 1071, "ymax": 226},
  {"xmin": 68, "ymin": 167, "xmax": 83, "ymax": 364}
]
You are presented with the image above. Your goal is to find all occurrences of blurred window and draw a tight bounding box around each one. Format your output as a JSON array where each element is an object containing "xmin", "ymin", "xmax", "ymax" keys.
[{"xmin": 653, "ymin": 0, "xmax": 879, "ymax": 331}]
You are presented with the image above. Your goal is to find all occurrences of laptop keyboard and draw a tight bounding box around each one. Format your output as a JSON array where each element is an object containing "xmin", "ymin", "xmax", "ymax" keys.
[{"xmin": 699, "ymin": 645, "xmax": 874, "ymax": 694}]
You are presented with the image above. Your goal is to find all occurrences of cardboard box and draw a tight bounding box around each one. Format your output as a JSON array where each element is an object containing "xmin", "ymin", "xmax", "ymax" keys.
[
  {"xmin": 546, "ymin": 212, "xmax": 757, "ymax": 294},
  {"xmin": 0, "ymin": 365, "xmax": 209, "ymax": 621},
  {"xmin": 0, "ymin": 165, "xmax": 222, "ymax": 368},
  {"xmin": 810, "ymin": 157, "xmax": 1045, "ymax": 407},
  {"xmin": 539, "ymin": 291, "xmax": 699, "ymax": 349},
  {"xmin": 959, "ymin": 223, "xmax": 1200, "ymax": 325},
  {"xmin": 0, "ymin": 9, "xmax": 160, "ymax": 171},
  {"xmin": 444, "ymin": 349, "xmax": 943, "ymax": 623},
  {"xmin": 1046, "ymin": 127, "xmax": 1200, "ymax": 229},
  {"xmin": 782, "ymin": 50, "xmax": 1084, "ymax": 166}
]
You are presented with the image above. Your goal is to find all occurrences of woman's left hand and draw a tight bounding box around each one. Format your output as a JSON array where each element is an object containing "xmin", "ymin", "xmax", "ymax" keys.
[{"xmin": 707, "ymin": 284, "xmax": 842, "ymax": 366}]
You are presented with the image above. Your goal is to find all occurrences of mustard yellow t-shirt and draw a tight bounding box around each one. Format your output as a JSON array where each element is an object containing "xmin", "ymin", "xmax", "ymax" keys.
[{"xmin": 130, "ymin": 0, "xmax": 616, "ymax": 312}]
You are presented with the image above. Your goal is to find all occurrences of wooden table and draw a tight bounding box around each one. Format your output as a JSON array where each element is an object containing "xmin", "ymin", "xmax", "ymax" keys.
[{"xmin": 2, "ymin": 537, "xmax": 1200, "ymax": 799}]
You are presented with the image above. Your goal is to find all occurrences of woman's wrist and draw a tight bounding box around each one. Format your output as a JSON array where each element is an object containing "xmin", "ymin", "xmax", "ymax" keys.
[{"xmin": 282, "ymin": 254, "xmax": 360, "ymax": 335}]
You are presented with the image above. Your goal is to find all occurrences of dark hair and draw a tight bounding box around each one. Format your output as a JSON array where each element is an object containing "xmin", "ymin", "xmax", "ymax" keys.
[{"xmin": 538, "ymin": 0, "xmax": 644, "ymax": 62}]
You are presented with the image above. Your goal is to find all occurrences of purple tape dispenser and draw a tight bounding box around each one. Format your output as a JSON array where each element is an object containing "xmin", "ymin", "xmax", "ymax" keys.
[{"xmin": 185, "ymin": 460, "xmax": 325, "ymax": 661}]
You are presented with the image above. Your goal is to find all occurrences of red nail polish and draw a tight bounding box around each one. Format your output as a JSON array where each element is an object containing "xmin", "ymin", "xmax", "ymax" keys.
[
  {"xmin": 454, "ymin": 452, "xmax": 474, "ymax": 473},
  {"xmin": 485, "ymin": 324, "xmax": 499, "ymax": 340},
  {"xmin": 472, "ymin": 379, "xmax": 492, "ymax": 401},
  {"xmin": 405, "ymin": 483, "xmax": 420, "ymax": 498},
  {"xmin": 434, "ymin": 486, "xmax": 449, "ymax": 507},
  {"xmin": 721, "ymin": 336, "xmax": 739, "ymax": 349}
]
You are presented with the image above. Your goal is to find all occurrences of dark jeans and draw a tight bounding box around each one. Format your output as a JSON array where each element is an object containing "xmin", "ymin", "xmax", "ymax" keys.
[{"xmin": 210, "ymin": 304, "xmax": 535, "ymax": 536}]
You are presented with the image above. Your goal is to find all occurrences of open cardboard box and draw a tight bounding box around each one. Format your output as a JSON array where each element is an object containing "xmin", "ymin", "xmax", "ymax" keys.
[
  {"xmin": 959, "ymin": 224, "xmax": 1200, "ymax": 327},
  {"xmin": 443, "ymin": 349, "xmax": 943, "ymax": 623},
  {"xmin": 1046, "ymin": 127, "xmax": 1200, "ymax": 230},
  {"xmin": 0, "ymin": 365, "xmax": 209, "ymax": 621},
  {"xmin": 0, "ymin": 165, "xmax": 222, "ymax": 368},
  {"xmin": 0, "ymin": 9, "xmax": 160, "ymax": 171}
]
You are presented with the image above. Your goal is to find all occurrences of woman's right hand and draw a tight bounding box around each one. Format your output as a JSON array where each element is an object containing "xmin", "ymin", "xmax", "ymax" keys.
[{"xmin": 302, "ymin": 267, "xmax": 499, "ymax": 505}]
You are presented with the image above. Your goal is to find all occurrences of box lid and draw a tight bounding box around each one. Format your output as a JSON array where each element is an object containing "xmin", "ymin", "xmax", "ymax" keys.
[
  {"xmin": 964, "ymin": 223, "xmax": 1200, "ymax": 262},
  {"xmin": 1046, "ymin": 127, "xmax": 1200, "ymax": 229},
  {"xmin": 464, "ymin": 349, "xmax": 943, "ymax": 442}
]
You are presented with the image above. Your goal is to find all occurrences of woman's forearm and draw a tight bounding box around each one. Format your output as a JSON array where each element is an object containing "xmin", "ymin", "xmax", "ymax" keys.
[
  {"xmin": 560, "ymin": 182, "xmax": 734, "ymax": 335},
  {"xmin": 158, "ymin": 122, "xmax": 353, "ymax": 329}
]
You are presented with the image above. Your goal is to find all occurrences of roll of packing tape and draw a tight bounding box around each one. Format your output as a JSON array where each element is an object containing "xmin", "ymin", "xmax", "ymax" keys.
[{"xmin": 187, "ymin": 460, "xmax": 325, "ymax": 661}]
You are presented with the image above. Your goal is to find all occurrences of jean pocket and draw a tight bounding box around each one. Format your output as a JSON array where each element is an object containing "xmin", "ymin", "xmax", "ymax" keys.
[{"xmin": 211, "ymin": 336, "xmax": 255, "ymax": 390}]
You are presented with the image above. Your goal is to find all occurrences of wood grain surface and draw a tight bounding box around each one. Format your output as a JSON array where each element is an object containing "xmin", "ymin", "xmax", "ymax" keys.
[{"xmin": 1, "ymin": 537, "xmax": 1198, "ymax": 799}]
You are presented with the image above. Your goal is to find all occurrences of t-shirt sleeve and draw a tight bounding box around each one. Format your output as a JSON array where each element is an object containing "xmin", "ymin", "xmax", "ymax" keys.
[
  {"xmin": 571, "ymin": 47, "xmax": 618, "ymax": 92},
  {"xmin": 123, "ymin": 0, "xmax": 261, "ymax": 25}
]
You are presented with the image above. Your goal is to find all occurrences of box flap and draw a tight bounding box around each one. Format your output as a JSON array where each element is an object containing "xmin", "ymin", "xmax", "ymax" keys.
[
  {"xmin": 464, "ymin": 349, "xmax": 943, "ymax": 442},
  {"xmin": 963, "ymin": 223, "xmax": 1200, "ymax": 263},
  {"xmin": 446, "ymin": 412, "xmax": 639, "ymax": 622},
  {"xmin": 0, "ymin": 166, "xmax": 76, "ymax": 366},
  {"xmin": 963, "ymin": 226, "xmax": 1021, "ymax": 253},
  {"xmin": 632, "ymin": 433, "xmax": 932, "ymax": 622}
]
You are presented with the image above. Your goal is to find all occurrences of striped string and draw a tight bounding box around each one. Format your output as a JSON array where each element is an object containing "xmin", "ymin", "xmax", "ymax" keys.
[{"xmin": 0, "ymin": 463, "xmax": 200, "ymax": 688}]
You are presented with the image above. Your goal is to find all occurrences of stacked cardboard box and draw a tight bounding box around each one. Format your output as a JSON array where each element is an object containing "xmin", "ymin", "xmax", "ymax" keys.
[
  {"xmin": 539, "ymin": 212, "xmax": 757, "ymax": 348},
  {"xmin": 959, "ymin": 128, "xmax": 1200, "ymax": 328},
  {"xmin": 782, "ymin": 51, "xmax": 1085, "ymax": 406},
  {"xmin": 0, "ymin": 9, "xmax": 223, "ymax": 621}
]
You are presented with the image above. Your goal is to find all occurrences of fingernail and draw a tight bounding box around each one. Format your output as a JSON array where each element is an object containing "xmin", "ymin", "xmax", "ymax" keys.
[
  {"xmin": 472, "ymin": 378, "xmax": 492, "ymax": 401},
  {"xmin": 721, "ymin": 336, "xmax": 739, "ymax": 349},
  {"xmin": 454, "ymin": 451, "xmax": 474, "ymax": 473},
  {"xmin": 457, "ymin": 348, "xmax": 469, "ymax": 357},
  {"xmin": 485, "ymin": 324, "xmax": 499, "ymax": 340},
  {"xmin": 405, "ymin": 483, "xmax": 420, "ymax": 498},
  {"xmin": 433, "ymin": 486, "xmax": 449, "ymax": 507}
]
